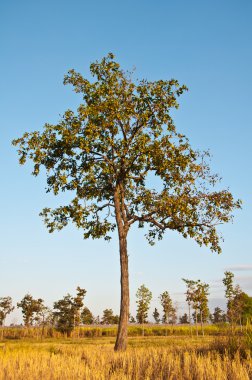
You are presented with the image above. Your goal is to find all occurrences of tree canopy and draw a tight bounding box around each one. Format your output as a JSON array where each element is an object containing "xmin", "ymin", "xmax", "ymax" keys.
[{"xmin": 13, "ymin": 53, "xmax": 241, "ymax": 253}]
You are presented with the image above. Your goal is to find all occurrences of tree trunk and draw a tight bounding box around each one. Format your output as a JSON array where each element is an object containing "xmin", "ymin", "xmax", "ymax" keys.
[
  {"xmin": 195, "ymin": 310, "xmax": 198, "ymax": 337},
  {"xmin": 114, "ymin": 232, "xmax": 129, "ymax": 351},
  {"xmin": 200, "ymin": 310, "xmax": 204, "ymax": 336},
  {"xmin": 188, "ymin": 303, "xmax": 192, "ymax": 337},
  {"xmin": 114, "ymin": 189, "xmax": 129, "ymax": 352}
]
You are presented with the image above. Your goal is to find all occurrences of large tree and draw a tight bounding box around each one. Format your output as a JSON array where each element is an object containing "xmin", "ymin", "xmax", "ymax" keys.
[{"xmin": 13, "ymin": 53, "xmax": 241, "ymax": 350}]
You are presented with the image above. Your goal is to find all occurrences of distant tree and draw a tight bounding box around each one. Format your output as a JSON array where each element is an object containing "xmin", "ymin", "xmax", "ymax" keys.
[
  {"xmin": 136, "ymin": 285, "xmax": 152, "ymax": 324},
  {"xmin": 223, "ymin": 271, "xmax": 245, "ymax": 328},
  {"xmin": 17, "ymin": 294, "xmax": 44, "ymax": 327},
  {"xmin": 159, "ymin": 291, "xmax": 176, "ymax": 324},
  {"xmin": 183, "ymin": 279, "xmax": 209, "ymax": 336},
  {"xmin": 33, "ymin": 306, "xmax": 53, "ymax": 338},
  {"xmin": 182, "ymin": 279, "xmax": 195, "ymax": 329},
  {"xmin": 223, "ymin": 271, "xmax": 235, "ymax": 301},
  {"xmin": 102, "ymin": 309, "xmax": 119, "ymax": 324},
  {"xmin": 179, "ymin": 313, "xmax": 189, "ymax": 324},
  {"xmin": 153, "ymin": 308, "xmax": 161, "ymax": 324},
  {"xmin": 168, "ymin": 306, "xmax": 177, "ymax": 325},
  {"xmin": 73, "ymin": 287, "xmax": 87, "ymax": 326},
  {"xmin": 0, "ymin": 297, "xmax": 14, "ymax": 326},
  {"xmin": 53, "ymin": 287, "xmax": 86, "ymax": 335},
  {"xmin": 13, "ymin": 53, "xmax": 241, "ymax": 351},
  {"xmin": 231, "ymin": 291, "xmax": 252, "ymax": 325},
  {"xmin": 94, "ymin": 315, "xmax": 100, "ymax": 325},
  {"xmin": 81, "ymin": 307, "xmax": 94, "ymax": 325},
  {"xmin": 211, "ymin": 307, "xmax": 226, "ymax": 324},
  {"xmin": 129, "ymin": 314, "xmax": 136, "ymax": 323},
  {"xmin": 239, "ymin": 293, "xmax": 252, "ymax": 324},
  {"xmin": 34, "ymin": 306, "xmax": 53, "ymax": 326},
  {"xmin": 196, "ymin": 281, "xmax": 210, "ymax": 335}
]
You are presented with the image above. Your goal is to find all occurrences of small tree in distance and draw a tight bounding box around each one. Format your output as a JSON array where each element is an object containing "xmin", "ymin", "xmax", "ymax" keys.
[
  {"xmin": 13, "ymin": 53, "xmax": 241, "ymax": 350},
  {"xmin": 102, "ymin": 309, "xmax": 119, "ymax": 325},
  {"xmin": 136, "ymin": 284, "xmax": 152, "ymax": 325},
  {"xmin": 0, "ymin": 297, "xmax": 14, "ymax": 326},
  {"xmin": 159, "ymin": 291, "xmax": 176, "ymax": 325},
  {"xmin": 53, "ymin": 287, "xmax": 86, "ymax": 335},
  {"xmin": 81, "ymin": 307, "xmax": 94, "ymax": 325},
  {"xmin": 17, "ymin": 294, "xmax": 44, "ymax": 327},
  {"xmin": 179, "ymin": 313, "xmax": 189, "ymax": 324},
  {"xmin": 153, "ymin": 308, "xmax": 161, "ymax": 324},
  {"xmin": 183, "ymin": 279, "xmax": 209, "ymax": 336},
  {"xmin": 211, "ymin": 307, "xmax": 226, "ymax": 324}
]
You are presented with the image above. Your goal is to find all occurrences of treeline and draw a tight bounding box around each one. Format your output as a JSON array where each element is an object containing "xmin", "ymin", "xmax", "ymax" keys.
[{"xmin": 1, "ymin": 271, "xmax": 251, "ymax": 337}]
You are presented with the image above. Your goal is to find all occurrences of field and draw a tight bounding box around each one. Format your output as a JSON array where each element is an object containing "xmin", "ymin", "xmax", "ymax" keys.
[{"xmin": 0, "ymin": 326, "xmax": 252, "ymax": 379}]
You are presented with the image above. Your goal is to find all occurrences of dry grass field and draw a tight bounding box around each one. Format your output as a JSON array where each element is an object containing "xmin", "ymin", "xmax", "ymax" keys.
[{"xmin": 0, "ymin": 328, "xmax": 252, "ymax": 379}]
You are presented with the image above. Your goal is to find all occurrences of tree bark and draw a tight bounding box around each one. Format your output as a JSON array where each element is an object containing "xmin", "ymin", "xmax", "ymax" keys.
[
  {"xmin": 195, "ymin": 310, "xmax": 198, "ymax": 337},
  {"xmin": 200, "ymin": 310, "xmax": 204, "ymax": 336},
  {"xmin": 114, "ymin": 189, "xmax": 129, "ymax": 351},
  {"xmin": 188, "ymin": 303, "xmax": 192, "ymax": 337}
]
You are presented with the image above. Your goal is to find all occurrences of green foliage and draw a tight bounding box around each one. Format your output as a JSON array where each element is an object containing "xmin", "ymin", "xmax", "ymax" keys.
[
  {"xmin": 223, "ymin": 271, "xmax": 235, "ymax": 300},
  {"xmin": 17, "ymin": 294, "xmax": 44, "ymax": 327},
  {"xmin": 136, "ymin": 284, "xmax": 152, "ymax": 324},
  {"xmin": 240, "ymin": 293, "xmax": 252, "ymax": 324},
  {"xmin": 222, "ymin": 272, "xmax": 252, "ymax": 325},
  {"xmin": 81, "ymin": 307, "xmax": 94, "ymax": 325},
  {"xmin": 183, "ymin": 279, "xmax": 209, "ymax": 323},
  {"xmin": 12, "ymin": 53, "xmax": 241, "ymax": 253},
  {"xmin": 179, "ymin": 313, "xmax": 189, "ymax": 324},
  {"xmin": 101, "ymin": 309, "xmax": 119, "ymax": 325},
  {"xmin": 152, "ymin": 308, "xmax": 161, "ymax": 324},
  {"xmin": 211, "ymin": 307, "xmax": 226, "ymax": 324},
  {"xmin": 53, "ymin": 287, "xmax": 86, "ymax": 335},
  {"xmin": 159, "ymin": 291, "xmax": 176, "ymax": 324},
  {"xmin": 0, "ymin": 297, "xmax": 14, "ymax": 326},
  {"xmin": 129, "ymin": 314, "xmax": 136, "ymax": 323}
]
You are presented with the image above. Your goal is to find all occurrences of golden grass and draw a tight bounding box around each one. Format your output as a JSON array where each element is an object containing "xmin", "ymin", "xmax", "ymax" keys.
[{"xmin": 0, "ymin": 337, "xmax": 251, "ymax": 379}]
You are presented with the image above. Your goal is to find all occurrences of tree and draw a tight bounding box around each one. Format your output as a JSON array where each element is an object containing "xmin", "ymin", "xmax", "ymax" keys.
[
  {"xmin": 238, "ymin": 293, "xmax": 252, "ymax": 324},
  {"xmin": 53, "ymin": 287, "xmax": 86, "ymax": 335},
  {"xmin": 17, "ymin": 294, "xmax": 44, "ymax": 327},
  {"xmin": 129, "ymin": 314, "xmax": 136, "ymax": 323},
  {"xmin": 94, "ymin": 315, "xmax": 100, "ymax": 325},
  {"xmin": 168, "ymin": 306, "xmax": 177, "ymax": 325},
  {"xmin": 81, "ymin": 307, "xmax": 94, "ymax": 325},
  {"xmin": 182, "ymin": 279, "xmax": 195, "ymax": 330},
  {"xmin": 13, "ymin": 53, "xmax": 241, "ymax": 351},
  {"xmin": 183, "ymin": 279, "xmax": 209, "ymax": 335},
  {"xmin": 179, "ymin": 313, "xmax": 189, "ymax": 324},
  {"xmin": 101, "ymin": 308, "xmax": 119, "ymax": 324},
  {"xmin": 136, "ymin": 284, "xmax": 152, "ymax": 324},
  {"xmin": 73, "ymin": 287, "xmax": 87, "ymax": 326},
  {"xmin": 196, "ymin": 281, "xmax": 210, "ymax": 335},
  {"xmin": 223, "ymin": 271, "xmax": 244, "ymax": 327},
  {"xmin": 159, "ymin": 291, "xmax": 176, "ymax": 324},
  {"xmin": 153, "ymin": 308, "xmax": 160, "ymax": 324},
  {"xmin": 0, "ymin": 297, "xmax": 14, "ymax": 326},
  {"xmin": 212, "ymin": 307, "xmax": 226, "ymax": 324}
]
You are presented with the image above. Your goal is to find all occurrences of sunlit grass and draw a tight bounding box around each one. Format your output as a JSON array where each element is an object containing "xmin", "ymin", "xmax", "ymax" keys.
[{"xmin": 0, "ymin": 332, "xmax": 252, "ymax": 379}]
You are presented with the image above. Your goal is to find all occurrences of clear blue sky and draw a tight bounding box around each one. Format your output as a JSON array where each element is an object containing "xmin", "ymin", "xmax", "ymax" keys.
[{"xmin": 1, "ymin": 0, "xmax": 251, "ymax": 324}]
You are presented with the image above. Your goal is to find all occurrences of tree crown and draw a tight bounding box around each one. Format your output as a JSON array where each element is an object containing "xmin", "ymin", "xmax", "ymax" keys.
[{"xmin": 12, "ymin": 53, "xmax": 241, "ymax": 252}]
